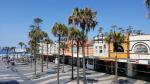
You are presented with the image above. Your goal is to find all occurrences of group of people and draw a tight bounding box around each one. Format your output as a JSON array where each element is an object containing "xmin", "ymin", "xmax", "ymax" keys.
[{"xmin": 2, "ymin": 57, "xmax": 17, "ymax": 72}]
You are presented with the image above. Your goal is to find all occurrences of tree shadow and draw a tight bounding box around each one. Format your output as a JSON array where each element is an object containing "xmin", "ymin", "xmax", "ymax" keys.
[
  {"xmin": 0, "ymin": 80, "xmax": 19, "ymax": 84},
  {"xmin": 79, "ymin": 72, "xmax": 92, "ymax": 75},
  {"xmin": 66, "ymin": 68, "xmax": 76, "ymax": 72},
  {"xmin": 47, "ymin": 71, "xmax": 57, "ymax": 74},
  {"xmin": 52, "ymin": 67, "xmax": 61, "ymax": 69},
  {"xmin": 86, "ymin": 78, "xmax": 99, "ymax": 83}
]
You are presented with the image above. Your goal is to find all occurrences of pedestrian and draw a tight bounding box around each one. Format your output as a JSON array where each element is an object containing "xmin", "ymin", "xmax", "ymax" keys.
[
  {"xmin": 10, "ymin": 60, "xmax": 17, "ymax": 72},
  {"xmin": 7, "ymin": 58, "xmax": 10, "ymax": 68}
]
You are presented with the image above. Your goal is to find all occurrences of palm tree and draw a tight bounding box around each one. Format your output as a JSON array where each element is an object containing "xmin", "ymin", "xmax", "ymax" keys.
[
  {"xmin": 10, "ymin": 47, "xmax": 16, "ymax": 59},
  {"xmin": 60, "ymin": 42, "xmax": 68, "ymax": 73},
  {"xmin": 146, "ymin": 0, "xmax": 150, "ymax": 17},
  {"xmin": 28, "ymin": 18, "xmax": 46, "ymax": 76},
  {"xmin": 44, "ymin": 37, "xmax": 53, "ymax": 68},
  {"xmin": 136, "ymin": 30, "xmax": 143, "ymax": 35},
  {"xmin": 68, "ymin": 27, "xmax": 82, "ymax": 84},
  {"xmin": 51, "ymin": 22, "xmax": 68, "ymax": 84},
  {"xmin": 40, "ymin": 31, "xmax": 48, "ymax": 72},
  {"xmin": 18, "ymin": 42, "xmax": 25, "ymax": 60},
  {"xmin": 104, "ymin": 31, "xmax": 113, "ymax": 73},
  {"xmin": 126, "ymin": 26, "xmax": 133, "ymax": 35},
  {"xmin": 18, "ymin": 42, "xmax": 24, "ymax": 49},
  {"xmin": 34, "ymin": 18, "xmax": 43, "ymax": 28},
  {"xmin": 68, "ymin": 8, "xmax": 98, "ymax": 84},
  {"xmin": 25, "ymin": 47, "xmax": 31, "ymax": 59},
  {"xmin": 68, "ymin": 27, "xmax": 81, "ymax": 80},
  {"xmin": 105, "ymin": 28, "xmax": 125, "ymax": 83},
  {"xmin": 3, "ymin": 47, "xmax": 10, "ymax": 59},
  {"xmin": 28, "ymin": 40, "xmax": 36, "ymax": 68}
]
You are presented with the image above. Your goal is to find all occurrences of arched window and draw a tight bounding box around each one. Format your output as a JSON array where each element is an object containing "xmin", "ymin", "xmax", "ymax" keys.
[
  {"xmin": 134, "ymin": 44, "xmax": 148, "ymax": 54},
  {"xmin": 113, "ymin": 43, "xmax": 124, "ymax": 52}
]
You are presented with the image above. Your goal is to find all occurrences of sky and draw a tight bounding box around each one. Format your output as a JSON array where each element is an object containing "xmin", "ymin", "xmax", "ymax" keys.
[{"xmin": 0, "ymin": 0, "xmax": 150, "ymax": 48}]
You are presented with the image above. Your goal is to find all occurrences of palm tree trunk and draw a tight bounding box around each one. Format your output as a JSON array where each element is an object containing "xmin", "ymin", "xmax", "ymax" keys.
[
  {"xmin": 41, "ymin": 44, "xmax": 44, "ymax": 72},
  {"xmin": 71, "ymin": 40, "xmax": 74, "ymax": 79},
  {"xmin": 41, "ymin": 55, "xmax": 43, "ymax": 72},
  {"xmin": 50, "ymin": 44, "xmax": 52, "ymax": 55},
  {"xmin": 46, "ymin": 43, "xmax": 49, "ymax": 68},
  {"xmin": 34, "ymin": 53, "xmax": 37, "ymax": 75},
  {"xmin": 57, "ymin": 35, "xmax": 60, "ymax": 84},
  {"xmin": 114, "ymin": 52, "xmax": 118, "ymax": 83},
  {"xmin": 17, "ymin": 54, "xmax": 18, "ymax": 59},
  {"xmin": 30, "ymin": 55, "xmax": 32, "ymax": 68},
  {"xmin": 81, "ymin": 30, "xmax": 86, "ymax": 84},
  {"xmin": 13, "ymin": 52, "xmax": 15, "ymax": 60},
  {"xmin": 62, "ymin": 49, "xmax": 65, "ymax": 73},
  {"xmin": 108, "ymin": 42, "xmax": 110, "ymax": 57},
  {"xmin": 82, "ymin": 44, "xmax": 86, "ymax": 84},
  {"xmin": 34, "ymin": 39, "xmax": 37, "ymax": 75},
  {"xmin": 105, "ymin": 60, "xmax": 108, "ymax": 73},
  {"xmin": 77, "ymin": 41, "xmax": 80, "ymax": 84}
]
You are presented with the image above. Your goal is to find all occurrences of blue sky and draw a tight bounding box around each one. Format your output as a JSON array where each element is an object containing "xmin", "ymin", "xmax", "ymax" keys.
[{"xmin": 0, "ymin": 0, "xmax": 150, "ymax": 47}]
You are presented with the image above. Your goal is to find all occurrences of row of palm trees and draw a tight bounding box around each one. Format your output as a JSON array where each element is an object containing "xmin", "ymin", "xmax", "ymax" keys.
[
  {"xmin": 28, "ymin": 8, "xmax": 126, "ymax": 84},
  {"xmin": 1, "ymin": 41, "xmax": 27, "ymax": 59},
  {"xmin": 27, "ymin": 1, "xmax": 150, "ymax": 83},
  {"xmin": 50, "ymin": 8, "xmax": 98, "ymax": 84},
  {"xmin": 28, "ymin": 18, "xmax": 50, "ymax": 75},
  {"xmin": 27, "ymin": 7, "xmax": 97, "ymax": 83},
  {"xmin": 1, "ymin": 46, "xmax": 16, "ymax": 58}
]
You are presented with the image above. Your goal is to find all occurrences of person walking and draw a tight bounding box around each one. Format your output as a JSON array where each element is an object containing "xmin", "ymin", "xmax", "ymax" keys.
[{"xmin": 7, "ymin": 58, "xmax": 10, "ymax": 68}]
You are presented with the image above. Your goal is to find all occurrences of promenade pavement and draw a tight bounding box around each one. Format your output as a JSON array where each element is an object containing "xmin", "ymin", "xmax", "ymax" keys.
[{"xmin": 0, "ymin": 60, "xmax": 150, "ymax": 84}]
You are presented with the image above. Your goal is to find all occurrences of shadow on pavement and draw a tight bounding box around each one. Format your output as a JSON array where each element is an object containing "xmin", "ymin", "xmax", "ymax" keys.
[
  {"xmin": 67, "ymin": 69, "xmax": 76, "ymax": 72},
  {"xmin": 79, "ymin": 72, "xmax": 92, "ymax": 75},
  {"xmin": 86, "ymin": 78, "xmax": 99, "ymax": 83},
  {"xmin": 47, "ymin": 71, "xmax": 57, "ymax": 74},
  {"xmin": 0, "ymin": 80, "xmax": 19, "ymax": 84}
]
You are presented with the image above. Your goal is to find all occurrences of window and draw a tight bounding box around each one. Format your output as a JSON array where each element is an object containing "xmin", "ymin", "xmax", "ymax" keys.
[
  {"xmin": 99, "ymin": 46, "xmax": 102, "ymax": 49},
  {"xmin": 104, "ymin": 45, "xmax": 106, "ymax": 49},
  {"xmin": 103, "ymin": 45, "xmax": 106, "ymax": 52},
  {"xmin": 134, "ymin": 44, "xmax": 148, "ymax": 54},
  {"xmin": 73, "ymin": 47, "xmax": 77, "ymax": 53},
  {"xmin": 88, "ymin": 59, "xmax": 93, "ymax": 65},
  {"xmin": 99, "ymin": 50, "xmax": 102, "ymax": 53},
  {"xmin": 113, "ymin": 43, "xmax": 124, "ymax": 52}
]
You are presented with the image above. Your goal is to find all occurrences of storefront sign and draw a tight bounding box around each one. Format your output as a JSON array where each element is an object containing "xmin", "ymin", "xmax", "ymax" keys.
[{"xmin": 128, "ymin": 59, "xmax": 139, "ymax": 64}]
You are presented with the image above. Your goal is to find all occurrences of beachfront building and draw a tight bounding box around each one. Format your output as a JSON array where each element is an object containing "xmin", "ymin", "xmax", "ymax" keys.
[
  {"xmin": 15, "ymin": 48, "xmax": 27, "ymax": 58},
  {"xmin": 93, "ymin": 32, "xmax": 109, "ymax": 58},
  {"xmin": 37, "ymin": 32, "xmax": 150, "ymax": 78},
  {"xmin": 39, "ymin": 42, "xmax": 59, "ymax": 62},
  {"xmin": 127, "ymin": 35, "xmax": 150, "ymax": 77},
  {"xmin": 93, "ymin": 31, "xmax": 150, "ymax": 78},
  {"xmin": 62, "ymin": 40, "xmax": 94, "ymax": 69},
  {"xmin": 92, "ymin": 32, "xmax": 109, "ymax": 70},
  {"xmin": 92, "ymin": 30, "xmax": 129, "ymax": 75}
]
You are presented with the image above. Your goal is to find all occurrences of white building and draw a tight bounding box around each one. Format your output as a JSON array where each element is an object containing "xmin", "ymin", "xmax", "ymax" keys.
[
  {"xmin": 93, "ymin": 33, "xmax": 108, "ymax": 58},
  {"xmin": 129, "ymin": 34, "xmax": 150, "ymax": 65},
  {"xmin": 39, "ymin": 42, "xmax": 59, "ymax": 55}
]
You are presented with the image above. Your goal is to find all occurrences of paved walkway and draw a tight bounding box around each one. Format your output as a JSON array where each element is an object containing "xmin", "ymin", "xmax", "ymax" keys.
[{"xmin": 0, "ymin": 60, "xmax": 150, "ymax": 84}]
